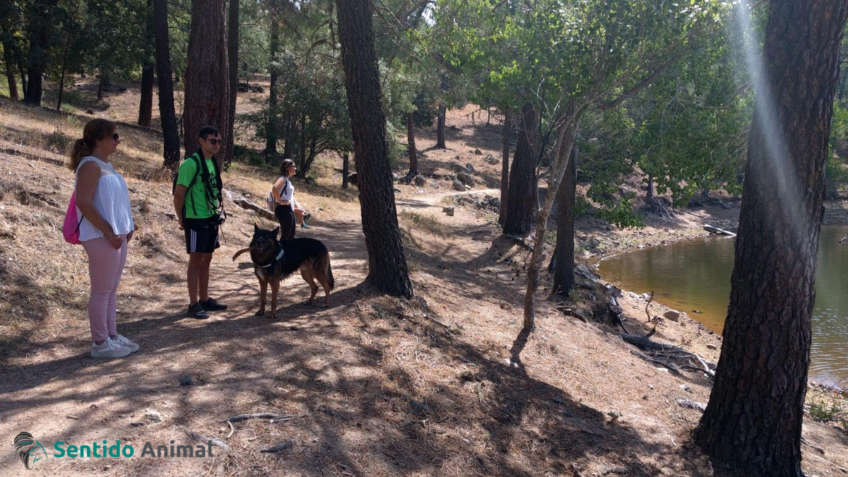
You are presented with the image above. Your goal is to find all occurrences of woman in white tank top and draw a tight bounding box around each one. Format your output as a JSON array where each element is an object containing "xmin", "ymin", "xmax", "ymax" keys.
[{"xmin": 69, "ymin": 119, "xmax": 138, "ymax": 359}]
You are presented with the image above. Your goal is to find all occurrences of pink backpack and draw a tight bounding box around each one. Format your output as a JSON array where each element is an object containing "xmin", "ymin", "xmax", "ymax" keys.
[{"xmin": 62, "ymin": 191, "xmax": 82, "ymax": 244}]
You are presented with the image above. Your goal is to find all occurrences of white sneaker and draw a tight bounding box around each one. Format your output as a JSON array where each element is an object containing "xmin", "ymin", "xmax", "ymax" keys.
[
  {"xmin": 90, "ymin": 337, "xmax": 132, "ymax": 359},
  {"xmin": 111, "ymin": 334, "xmax": 139, "ymax": 353}
]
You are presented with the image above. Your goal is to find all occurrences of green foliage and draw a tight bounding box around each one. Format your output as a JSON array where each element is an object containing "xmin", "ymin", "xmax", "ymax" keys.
[
  {"xmin": 630, "ymin": 30, "xmax": 749, "ymax": 204},
  {"xmin": 808, "ymin": 400, "xmax": 844, "ymax": 423},
  {"xmin": 597, "ymin": 199, "xmax": 643, "ymax": 228}
]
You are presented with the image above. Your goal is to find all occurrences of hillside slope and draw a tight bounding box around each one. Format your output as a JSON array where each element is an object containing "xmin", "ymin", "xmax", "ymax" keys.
[{"xmin": 0, "ymin": 94, "xmax": 846, "ymax": 476}]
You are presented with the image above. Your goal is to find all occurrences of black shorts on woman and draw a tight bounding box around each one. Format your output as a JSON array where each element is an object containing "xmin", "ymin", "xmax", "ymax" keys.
[{"xmin": 275, "ymin": 204, "xmax": 296, "ymax": 240}]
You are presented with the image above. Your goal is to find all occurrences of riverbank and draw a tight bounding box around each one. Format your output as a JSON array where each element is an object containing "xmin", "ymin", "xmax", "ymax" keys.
[{"xmin": 577, "ymin": 196, "xmax": 848, "ymax": 444}]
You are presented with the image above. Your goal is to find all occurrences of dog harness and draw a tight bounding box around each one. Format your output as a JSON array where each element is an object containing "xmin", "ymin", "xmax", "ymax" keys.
[{"xmin": 258, "ymin": 245, "xmax": 285, "ymax": 269}]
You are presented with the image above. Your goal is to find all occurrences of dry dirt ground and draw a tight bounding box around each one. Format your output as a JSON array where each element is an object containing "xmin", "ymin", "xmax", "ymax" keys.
[{"xmin": 0, "ymin": 88, "xmax": 847, "ymax": 477}]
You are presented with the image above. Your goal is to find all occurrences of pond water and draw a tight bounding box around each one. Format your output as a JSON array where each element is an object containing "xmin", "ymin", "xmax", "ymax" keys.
[{"xmin": 598, "ymin": 226, "xmax": 848, "ymax": 387}]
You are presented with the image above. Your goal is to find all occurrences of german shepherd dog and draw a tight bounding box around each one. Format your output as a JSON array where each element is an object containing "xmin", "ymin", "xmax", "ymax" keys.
[{"xmin": 233, "ymin": 225, "xmax": 335, "ymax": 316}]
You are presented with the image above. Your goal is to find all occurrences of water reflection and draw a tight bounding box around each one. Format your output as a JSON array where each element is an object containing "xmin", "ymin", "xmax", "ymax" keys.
[{"xmin": 598, "ymin": 226, "xmax": 848, "ymax": 387}]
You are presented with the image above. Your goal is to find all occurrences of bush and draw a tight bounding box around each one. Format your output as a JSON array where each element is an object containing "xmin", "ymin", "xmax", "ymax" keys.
[{"xmin": 597, "ymin": 199, "xmax": 644, "ymax": 228}]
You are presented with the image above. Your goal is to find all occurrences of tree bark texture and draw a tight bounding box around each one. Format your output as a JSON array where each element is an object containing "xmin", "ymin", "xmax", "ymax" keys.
[
  {"xmin": 266, "ymin": 9, "xmax": 280, "ymax": 157},
  {"xmin": 183, "ymin": 0, "xmax": 230, "ymax": 165},
  {"xmin": 225, "ymin": 0, "xmax": 239, "ymax": 167},
  {"xmin": 499, "ymin": 109, "xmax": 512, "ymax": 226},
  {"xmin": 336, "ymin": 0, "xmax": 413, "ymax": 298},
  {"xmin": 694, "ymin": 2, "xmax": 848, "ymax": 475},
  {"xmin": 138, "ymin": 62, "xmax": 154, "ymax": 126},
  {"xmin": 406, "ymin": 112, "xmax": 418, "ymax": 177},
  {"xmin": 23, "ymin": 0, "xmax": 56, "ymax": 106},
  {"xmin": 342, "ymin": 152, "xmax": 349, "ymax": 189},
  {"xmin": 503, "ymin": 104, "xmax": 538, "ymax": 236},
  {"xmin": 512, "ymin": 122, "xmax": 576, "ymax": 364},
  {"xmin": 153, "ymin": 0, "xmax": 181, "ymax": 169},
  {"xmin": 550, "ymin": 145, "xmax": 577, "ymax": 298},
  {"xmin": 55, "ymin": 44, "xmax": 68, "ymax": 111},
  {"xmin": 435, "ymin": 104, "xmax": 446, "ymax": 148},
  {"xmin": 2, "ymin": 33, "xmax": 18, "ymax": 100}
]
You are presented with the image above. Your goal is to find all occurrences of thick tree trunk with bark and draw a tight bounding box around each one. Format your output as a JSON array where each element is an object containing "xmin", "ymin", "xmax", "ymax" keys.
[
  {"xmin": 550, "ymin": 146, "xmax": 577, "ymax": 298},
  {"xmin": 406, "ymin": 112, "xmax": 418, "ymax": 178},
  {"xmin": 183, "ymin": 0, "xmax": 230, "ymax": 165},
  {"xmin": 336, "ymin": 0, "xmax": 413, "ymax": 298},
  {"xmin": 153, "ymin": 0, "xmax": 181, "ymax": 169},
  {"xmin": 694, "ymin": 2, "xmax": 848, "ymax": 475},
  {"xmin": 2, "ymin": 34, "xmax": 18, "ymax": 100},
  {"xmin": 499, "ymin": 109, "xmax": 512, "ymax": 226},
  {"xmin": 266, "ymin": 11, "xmax": 280, "ymax": 157},
  {"xmin": 503, "ymin": 104, "xmax": 538, "ymax": 236},
  {"xmin": 435, "ymin": 104, "xmax": 446, "ymax": 148},
  {"xmin": 23, "ymin": 0, "xmax": 56, "ymax": 106},
  {"xmin": 138, "ymin": 63, "xmax": 154, "ymax": 126},
  {"xmin": 225, "ymin": 0, "xmax": 239, "ymax": 167}
]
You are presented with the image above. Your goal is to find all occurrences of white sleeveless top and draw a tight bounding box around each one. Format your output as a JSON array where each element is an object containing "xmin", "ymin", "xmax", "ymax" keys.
[
  {"xmin": 75, "ymin": 156, "xmax": 135, "ymax": 241},
  {"xmin": 276, "ymin": 176, "xmax": 294, "ymax": 202}
]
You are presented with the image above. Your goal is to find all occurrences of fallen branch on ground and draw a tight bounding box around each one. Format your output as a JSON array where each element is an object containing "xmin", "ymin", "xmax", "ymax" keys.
[
  {"xmin": 228, "ymin": 192, "xmax": 276, "ymax": 221},
  {"xmin": 226, "ymin": 413, "xmax": 301, "ymax": 423},
  {"xmin": 179, "ymin": 426, "xmax": 229, "ymax": 450}
]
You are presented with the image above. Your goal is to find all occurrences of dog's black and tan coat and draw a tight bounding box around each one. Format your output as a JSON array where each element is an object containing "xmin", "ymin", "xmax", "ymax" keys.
[{"xmin": 233, "ymin": 225, "xmax": 335, "ymax": 316}]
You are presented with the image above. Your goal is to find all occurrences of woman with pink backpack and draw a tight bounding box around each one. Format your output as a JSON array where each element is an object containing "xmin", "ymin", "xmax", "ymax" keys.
[{"xmin": 67, "ymin": 119, "xmax": 138, "ymax": 359}]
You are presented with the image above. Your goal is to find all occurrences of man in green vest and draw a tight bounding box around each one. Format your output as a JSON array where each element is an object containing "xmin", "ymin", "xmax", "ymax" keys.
[{"xmin": 173, "ymin": 126, "xmax": 228, "ymax": 319}]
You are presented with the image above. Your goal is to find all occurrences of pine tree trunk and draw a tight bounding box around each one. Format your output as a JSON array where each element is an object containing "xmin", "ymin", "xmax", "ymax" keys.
[
  {"xmin": 266, "ymin": 9, "xmax": 280, "ymax": 157},
  {"xmin": 225, "ymin": 0, "xmax": 239, "ymax": 167},
  {"xmin": 336, "ymin": 0, "xmax": 413, "ymax": 298},
  {"xmin": 153, "ymin": 0, "xmax": 181, "ymax": 169},
  {"xmin": 23, "ymin": 0, "xmax": 55, "ymax": 106},
  {"xmin": 406, "ymin": 112, "xmax": 418, "ymax": 178},
  {"xmin": 55, "ymin": 45, "xmax": 67, "ymax": 111},
  {"xmin": 693, "ymin": 2, "xmax": 848, "ymax": 475},
  {"xmin": 183, "ymin": 0, "xmax": 230, "ymax": 165},
  {"xmin": 342, "ymin": 152, "xmax": 349, "ymax": 189},
  {"xmin": 17, "ymin": 57, "xmax": 27, "ymax": 96},
  {"xmin": 503, "ymin": 104, "xmax": 538, "ymax": 236},
  {"xmin": 550, "ymin": 146, "xmax": 577, "ymax": 298},
  {"xmin": 138, "ymin": 63, "xmax": 154, "ymax": 126},
  {"xmin": 499, "ymin": 109, "xmax": 512, "ymax": 226},
  {"xmin": 435, "ymin": 104, "xmax": 446, "ymax": 148},
  {"xmin": 96, "ymin": 74, "xmax": 106, "ymax": 101},
  {"xmin": 2, "ymin": 34, "xmax": 18, "ymax": 100}
]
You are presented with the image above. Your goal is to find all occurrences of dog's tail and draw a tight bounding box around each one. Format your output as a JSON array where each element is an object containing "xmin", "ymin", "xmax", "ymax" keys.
[
  {"xmin": 326, "ymin": 253, "xmax": 335, "ymax": 290},
  {"xmin": 232, "ymin": 248, "xmax": 251, "ymax": 261}
]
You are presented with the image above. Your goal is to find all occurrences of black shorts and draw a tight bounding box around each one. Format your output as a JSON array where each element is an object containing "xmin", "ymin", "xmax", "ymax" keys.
[
  {"xmin": 275, "ymin": 204, "xmax": 296, "ymax": 240},
  {"xmin": 184, "ymin": 217, "xmax": 220, "ymax": 253}
]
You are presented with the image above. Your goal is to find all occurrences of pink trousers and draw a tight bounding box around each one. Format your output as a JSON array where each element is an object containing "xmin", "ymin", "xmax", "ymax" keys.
[{"xmin": 82, "ymin": 235, "xmax": 128, "ymax": 343}]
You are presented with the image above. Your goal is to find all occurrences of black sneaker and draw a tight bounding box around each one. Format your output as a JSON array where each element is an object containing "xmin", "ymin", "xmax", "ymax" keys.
[
  {"xmin": 201, "ymin": 298, "xmax": 227, "ymax": 311},
  {"xmin": 187, "ymin": 302, "xmax": 209, "ymax": 319}
]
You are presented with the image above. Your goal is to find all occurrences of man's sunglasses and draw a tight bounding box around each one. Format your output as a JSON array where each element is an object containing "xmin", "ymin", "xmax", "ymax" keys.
[{"xmin": 206, "ymin": 138, "xmax": 222, "ymax": 145}]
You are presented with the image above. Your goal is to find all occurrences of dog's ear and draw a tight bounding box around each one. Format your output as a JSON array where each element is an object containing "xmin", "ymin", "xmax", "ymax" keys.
[{"xmin": 254, "ymin": 224, "xmax": 259, "ymax": 233}]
